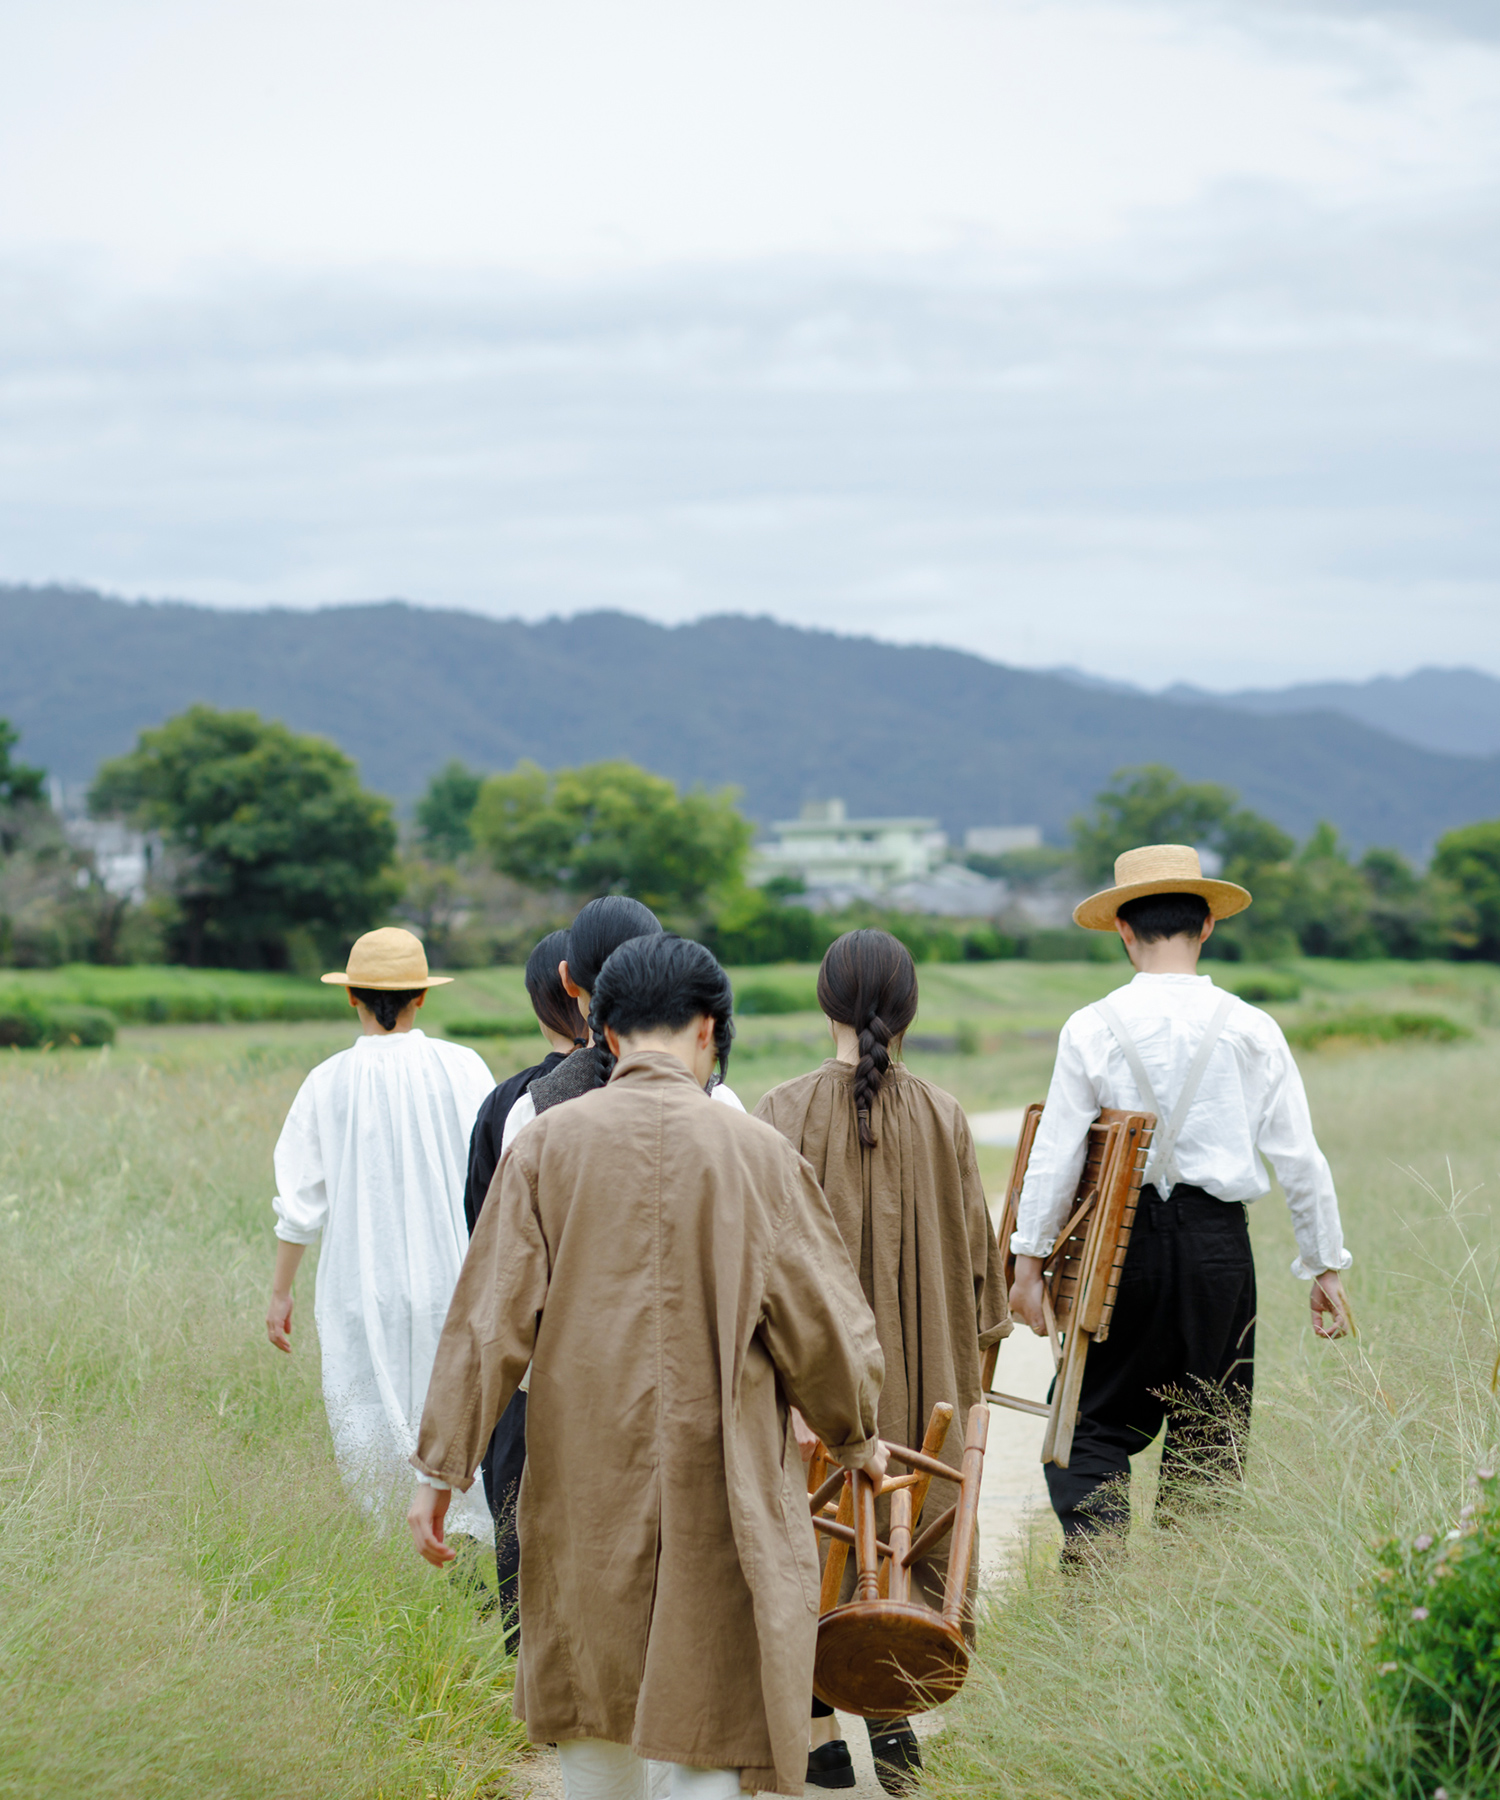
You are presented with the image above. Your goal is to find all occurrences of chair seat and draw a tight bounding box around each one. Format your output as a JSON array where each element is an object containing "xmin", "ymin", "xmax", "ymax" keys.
[{"xmin": 813, "ymin": 1600, "xmax": 969, "ymax": 1718}]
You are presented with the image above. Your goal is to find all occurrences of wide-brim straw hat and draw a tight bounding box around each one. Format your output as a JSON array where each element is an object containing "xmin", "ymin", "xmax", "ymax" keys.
[
  {"xmin": 321, "ymin": 926, "xmax": 454, "ymax": 989},
  {"xmin": 1073, "ymin": 843, "xmax": 1252, "ymax": 932}
]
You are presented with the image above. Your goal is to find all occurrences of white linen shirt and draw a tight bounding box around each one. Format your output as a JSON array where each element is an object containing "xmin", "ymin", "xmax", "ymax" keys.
[
  {"xmin": 272, "ymin": 1027, "xmax": 496, "ymax": 1534},
  {"xmin": 499, "ymin": 1074, "xmax": 745, "ymax": 1157},
  {"xmin": 1012, "ymin": 972, "xmax": 1350, "ymax": 1280}
]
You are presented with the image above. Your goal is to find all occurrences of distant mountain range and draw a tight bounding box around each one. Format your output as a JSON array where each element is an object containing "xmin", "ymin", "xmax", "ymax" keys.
[
  {"xmin": 1053, "ymin": 664, "xmax": 1500, "ymax": 759},
  {"xmin": 4, "ymin": 583, "xmax": 1499, "ymax": 860}
]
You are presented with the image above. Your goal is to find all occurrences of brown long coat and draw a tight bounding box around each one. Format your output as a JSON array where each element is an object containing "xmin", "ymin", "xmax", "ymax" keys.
[
  {"xmin": 754, "ymin": 1061, "xmax": 1010, "ymax": 1605},
  {"xmin": 414, "ymin": 1052, "xmax": 884, "ymax": 1796}
]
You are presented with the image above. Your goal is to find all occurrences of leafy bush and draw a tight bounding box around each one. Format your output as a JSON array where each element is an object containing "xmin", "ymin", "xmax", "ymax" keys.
[
  {"xmin": 961, "ymin": 927, "xmax": 1019, "ymax": 961},
  {"xmin": 0, "ymin": 1000, "xmax": 116, "ymax": 1047},
  {"xmin": 1285, "ymin": 1009, "xmax": 1468, "ymax": 1050},
  {"xmin": 1365, "ymin": 1465, "xmax": 1500, "ymax": 1793},
  {"xmin": 0, "ymin": 966, "xmax": 350, "ymax": 1025},
  {"xmin": 1230, "ymin": 972, "xmax": 1304, "ymax": 1004},
  {"xmin": 441, "ymin": 1015, "xmax": 543, "ymax": 1039},
  {"xmin": 734, "ymin": 981, "xmax": 820, "ymax": 1015}
]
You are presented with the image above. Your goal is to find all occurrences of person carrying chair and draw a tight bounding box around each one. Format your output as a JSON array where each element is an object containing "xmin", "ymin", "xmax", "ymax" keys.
[{"xmin": 1008, "ymin": 844, "xmax": 1352, "ymax": 1551}]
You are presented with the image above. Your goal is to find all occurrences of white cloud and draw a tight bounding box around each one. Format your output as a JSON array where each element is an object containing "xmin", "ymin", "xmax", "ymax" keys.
[{"xmin": 0, "ymin": 0, "xmax": 1497, "ymax": 687}]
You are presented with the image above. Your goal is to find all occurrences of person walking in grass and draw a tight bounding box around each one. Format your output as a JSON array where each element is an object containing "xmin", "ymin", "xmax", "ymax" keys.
[
  {"xmin": 1009, "ymin": 844, "xmax": 1352, "ymax": 1555},
  {"xmin": 754, "ymin": 928, "xmax": 1010, "ymax": 1795},
  {"xmin": 408, "ymin": 934, "xmax": 888, "ymax": 1800},
  {"xmin": 462, "ymin": 927, "xmax": 585, "ymax": 1622},
  {"xmin": 266, "ymin": 927, "xmax": 495, "ymax": 1542}
]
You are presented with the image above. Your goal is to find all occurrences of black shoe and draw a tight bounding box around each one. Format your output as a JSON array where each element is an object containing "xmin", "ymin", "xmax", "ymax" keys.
[
  {"xmin": 806, "ymin": 1739, "xmax": 856, "ymax": 1789},
  {"xmin": 867, "ymin": 1722, "xmax": 922, "ymax": 1794}
]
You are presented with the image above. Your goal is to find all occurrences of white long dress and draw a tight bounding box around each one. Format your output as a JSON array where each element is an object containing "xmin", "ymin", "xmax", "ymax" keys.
[{"xmin": 272, "ymin": 1027, "xmax": 495, "ymax": 1536}]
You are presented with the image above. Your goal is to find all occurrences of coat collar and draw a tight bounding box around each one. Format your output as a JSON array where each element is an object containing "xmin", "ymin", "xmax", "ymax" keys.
[{"xmin": 608, "ymin": 1048, "xmax": 712, "ymax": 1092}]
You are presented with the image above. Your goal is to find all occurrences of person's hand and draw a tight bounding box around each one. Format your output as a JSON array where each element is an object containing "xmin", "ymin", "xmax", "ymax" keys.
[
  {"xmin": 862, "ymin": 1439, "xmax": 891, "ymax": 1484},
  {"xmin": 407, "ymin": 1481, "xmax": 456, "ymax": 1567},
  {"xmin": 790, "ymin": 1407, "xmax": 820, "ymax": 1465},
  {"xmin": 1009, "ymin": 1255, "xmax": 1049, "ymax": 1336},
  {"xmin": 266, "ymin": 1290, "xmax": 294, "ymax": 1353},
  {"xmin": 1311, "ymin": 1269, "xmax": 1351, "ymax": 1339}
]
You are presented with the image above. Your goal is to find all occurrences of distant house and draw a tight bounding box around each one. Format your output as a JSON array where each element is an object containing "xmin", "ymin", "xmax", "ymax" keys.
[
  {"xmin": 963, "ymin": 825, "xmax": 1042, "ymax": 856},
  {"xmin": 750, "ymin": 799, "xmax": 947, "ymax": 895}
]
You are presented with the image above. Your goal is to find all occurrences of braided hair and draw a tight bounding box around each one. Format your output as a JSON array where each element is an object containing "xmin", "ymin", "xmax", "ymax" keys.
[
  {"xmin": 565, "ymin": 895, "xmax": 665, "ymax": 1084},
  {"xmin": 816, "ymin": 929, "xmax": 919, "ymax": 1148},
  {"xmin": 590, "ymin": 934, "xmax": 735, "ymax": 1088},
  {"xmin": 524, "ymin": 929, "xmax": 585, "ymax": 1044}
]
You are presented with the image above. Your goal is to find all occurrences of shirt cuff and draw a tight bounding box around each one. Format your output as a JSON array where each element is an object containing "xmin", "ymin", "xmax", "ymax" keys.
[
  {"xmin": 413, "ymin": 1472, "xmax": 453, "ymax": 1491},
  {"xmin": 1009, "ymin": 1231, "xmax": 1054, "ymax": 1259},
  {"xmin": 273, "ymin": 1218, "xmax": 321, "ymax": 1245},
  {"xmin": 831, "ymin": 1435, "xmax": 883, "ymax": 1474},
  {"xmin": 1290, "ymin": 1248, "xmax": 1353, "ymax": 1281}
]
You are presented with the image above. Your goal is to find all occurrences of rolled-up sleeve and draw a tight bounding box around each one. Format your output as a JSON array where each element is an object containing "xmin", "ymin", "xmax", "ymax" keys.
[
  {"xmin": 1255, "ymin": 1028, "xmax": 1352, "ymax": 1280},
  {"xmin": 1010, "ymin": 1020, "xmax": 1099, "ymax": 1258},
  {"xmin": 271, "ymin": 1079, "xmax": 327, "ymax": 1245}
]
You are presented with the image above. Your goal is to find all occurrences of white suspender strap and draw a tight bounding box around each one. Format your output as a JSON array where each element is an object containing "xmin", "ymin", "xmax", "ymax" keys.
[{"xmin": 1093, "ymin": 991, "xmax": 1236, "ymax": 1196}]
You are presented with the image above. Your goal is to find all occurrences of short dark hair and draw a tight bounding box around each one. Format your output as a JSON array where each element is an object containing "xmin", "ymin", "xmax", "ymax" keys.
[
  {"xmin": 1115, "ymin": 892, "xmax": 1211, "ymax": 944},
  {"xmin": 566, "ymin": 896, "xmax": 664, "ymax": 993},
  {"xmin": 590, "ymin": 935, "xmax": 735, "ymax": 1087},
  {"xmin": 817, "ymin": 929, "xmax": 919, "ymax": 1149},
  {"xmin": 349, "ymin": 986, "xmax": 425, "ymax": 1031},
  {"xmin": 525, "ymin": 929, "xmax": 584, "ymax": 1043}
]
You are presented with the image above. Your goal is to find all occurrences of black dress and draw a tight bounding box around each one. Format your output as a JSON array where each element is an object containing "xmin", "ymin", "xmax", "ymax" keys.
[{"xmin": 462, "ymin": 1049, "xmax": 569, "ymax": 1617}]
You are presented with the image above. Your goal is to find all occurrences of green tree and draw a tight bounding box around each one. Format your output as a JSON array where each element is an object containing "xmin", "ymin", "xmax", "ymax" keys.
[
  {"xmin": 1285, "ymin": 823, "xmax": 1380, "ymax": 959},
  {"xmin": 415, "ymin": 760, "xmax": 483, "ymax": 863},
  {"xmin": 1431, "ymin": 821, "xmax": 1500, "ymax": 960},
  {"xmin": 0, "ymin": 720, "xmax": 46, "ymax": 855},
  {"xmin": 1072, "ymin": 765, "xmax": 1305, "ymax": 959},
  {"xmin": 91, "ymin": 706, "xmax": 399, "ymax": 969},
  {"xmin": 470, "ymin": 759, "xmax": 751, "ymax": 920}
]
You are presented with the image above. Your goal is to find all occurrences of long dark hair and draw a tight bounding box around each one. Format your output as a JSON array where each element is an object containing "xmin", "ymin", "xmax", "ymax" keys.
[
  {"xmin": 590, "ymin": 935, "xmax": 735, "ymax": 1088},
  {"xmin": 525, "ymin": 929, "xmax": 584, "ymax": 1044},
  {"xmin": 568, "ymin": 896, "xmax": 664, "ymax": 992},
  {"xmin": 817, "ymin": 929, "xmax": 918, "ymax": 1148},
  {"xmin": 567, "ymin": 896, "xmax": 665, "ymax": 1083}
]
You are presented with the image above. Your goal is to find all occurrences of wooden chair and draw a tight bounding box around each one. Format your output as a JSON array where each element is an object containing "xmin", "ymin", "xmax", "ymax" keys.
[
  {"xmin": 982, "ymin": 1104, "xmax": 1155, "ymax": 1467},
  {"xmin": 805, "ymin": 1401, "xmax": 988, "ymax": 1719}
]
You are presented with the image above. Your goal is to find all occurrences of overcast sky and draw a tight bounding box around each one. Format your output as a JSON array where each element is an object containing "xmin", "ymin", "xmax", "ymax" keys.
[{"xmin": 1, "ymin": 0, "xmax": 1496, "ymax": 687}]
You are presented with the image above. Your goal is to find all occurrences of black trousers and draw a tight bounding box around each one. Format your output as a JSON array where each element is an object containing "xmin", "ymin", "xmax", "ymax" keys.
[
  {"xmin": 481, "ymin": 1390, "xmax": 527, "ymax": 1623},
  {"xmin": 1044, "ymin": 1185, "xmax": 1256, "ymax": 1539}
]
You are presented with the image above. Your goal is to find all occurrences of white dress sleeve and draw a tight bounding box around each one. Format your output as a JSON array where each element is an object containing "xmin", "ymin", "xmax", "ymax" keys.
[
  {"xmin": 271, "ymin": 1076, "xmax": 328, "ymax": 1244},
  {"xmin": 500, "ymin": 1089, "xmax": 538, "ymax": 1157}
]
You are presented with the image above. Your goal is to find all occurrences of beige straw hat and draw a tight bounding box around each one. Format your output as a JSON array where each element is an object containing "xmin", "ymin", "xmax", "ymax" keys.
[
  {"xmin": 321, "ymin": 927, "xmax": 454, "ymax": 990},
  {"xmin": 1073, "ymin": 844, "xmax": 1252, "ymax": 932}
]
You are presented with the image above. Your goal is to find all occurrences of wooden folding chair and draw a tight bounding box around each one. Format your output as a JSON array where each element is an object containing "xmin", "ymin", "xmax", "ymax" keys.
[
  {"xmin": 982, "ymin": 1104, "xmax": 1155, "ymax": 1467},
  {"xmin": 804, "ymin": 1401, "xmax": 988, "ymax": 1719}
]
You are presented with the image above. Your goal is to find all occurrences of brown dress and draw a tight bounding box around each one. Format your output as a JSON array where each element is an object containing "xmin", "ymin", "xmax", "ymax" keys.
[
  {"xmin": 754, "ymin": 1060, "xmax": 1010, "ymax": 1612},
  {"xmin": 414, "ymin": 1051, "xmax": 885, "ymax": 1796}
]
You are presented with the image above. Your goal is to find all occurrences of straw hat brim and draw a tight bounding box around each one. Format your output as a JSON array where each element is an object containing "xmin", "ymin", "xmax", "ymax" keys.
[
  {"xmin": 320, "ymin": 971, "xmax": 455, "ymax": 989},
  {"xmin": 1074, "ymin": 876, "xmax": 1252, "ymax": 932}
]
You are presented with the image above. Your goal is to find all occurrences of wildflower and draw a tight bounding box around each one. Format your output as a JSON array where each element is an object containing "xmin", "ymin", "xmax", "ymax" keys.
[
  {"xmin": 1412, "ymin": 1607, "xmax": 1430, "ymax": 1621},
  {"xmin": 1461, "ymin": 1505, "xmax": 1477, "ymax": 1520},
  {"xmin": 1378, "ymin": 1662, "xmax": 1398, "ymax": 1674},
  {"xmin": 1434, "ymin": 1789, "xmax": 1449, "ymax": 1799},
  {"xmin": 1478, "ymin": 1468, "xmax": 1496, "ymax": 1481},
  {"xmin": 1414, "ymin": 1534, "xmax": 1434, "ymax": 1551},
  {"xmin": 1447, "ymin": 1529, "xmax": 1462, "ymax": 1541}
]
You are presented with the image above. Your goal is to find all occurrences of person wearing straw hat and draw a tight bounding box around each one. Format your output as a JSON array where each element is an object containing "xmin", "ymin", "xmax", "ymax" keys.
[
  {"xmin": 1009, "ymin": 845, "xmax": 1352, "ymax": 1551},
  {"xmin": 265, "ymin": 927, "xmax": 496, "ymax": 1541}
]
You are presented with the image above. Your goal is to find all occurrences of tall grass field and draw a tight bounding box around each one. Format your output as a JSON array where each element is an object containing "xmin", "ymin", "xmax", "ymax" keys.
[{"xmin": 2, "ymin": 958, "xmax": 1498, "ymax": 1796}]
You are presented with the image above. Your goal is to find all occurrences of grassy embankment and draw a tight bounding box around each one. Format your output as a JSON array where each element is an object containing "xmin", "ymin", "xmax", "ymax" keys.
[{"xmin": 2, "ymin": 956, "xmax": 1499, "ymax": 1795}]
